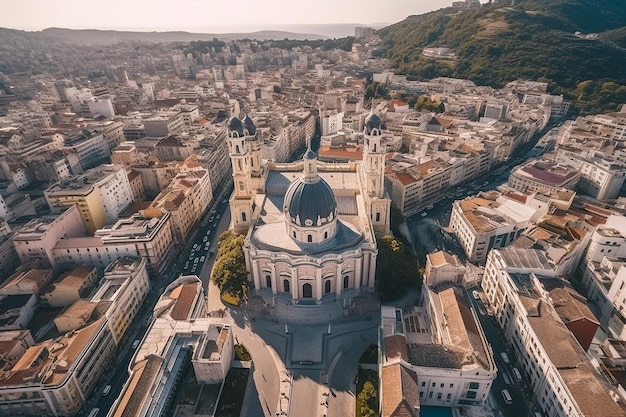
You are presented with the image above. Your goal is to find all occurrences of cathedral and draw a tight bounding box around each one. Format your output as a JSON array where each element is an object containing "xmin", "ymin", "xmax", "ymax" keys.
[{"xmin": 227, "ymin": 113, "xmax": 391, "ymax": 303}]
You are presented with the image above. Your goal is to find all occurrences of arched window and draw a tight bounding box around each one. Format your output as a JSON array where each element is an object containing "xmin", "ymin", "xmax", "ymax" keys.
[
  {"xmin": 283, "ymin": 279, "xmax": 290, "ymax": 293},
  {"xmin": 235, "ymin": 145, "xmax": 240, "ymax": 153},
  {"xmin": 242, "ymin": 212, "xmax": 247, "ymax": 222},
  {"xmin": 307, "ymin": 234, "xmax": 313, "ymax": 243},
  {"xmin": 375, "ymin": 212, "xmax": 380, "ymax": 222},
  {"xmin": 324, "ymin": 231, "xmax": 328, "ymax": 239},
  {"xmin": 344, "ymin": 275, "xmax": 349, "ymax": 289},
  {"xmin": 293, "ymin": 231, "xmax": 296, "ymax": 238},
  {"xmin": 265, "ymin": 275, "xmax": 271, "ymax": 288},
  {"xmin": 324, "ymin": 280, "xmax": 331, "ymax": 294}
]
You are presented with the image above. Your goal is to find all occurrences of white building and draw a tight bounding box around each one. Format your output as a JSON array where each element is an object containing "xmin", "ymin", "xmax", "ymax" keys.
[
  {"xmin": 556, "ymin": 149, "xmax": 626, "ymax": 201},
  {"xmin": 228, "ymin": 114, "xmax": 391, "ymax": 302},
  {"xmin": 380, "ymin": 285, "xmax": 496, "ymax": 410},
  {"xmin": 481, "ymin": 247, "xmax": 624, "ymax": 417},
  {"xmin": 109, "ymin": 275, "xmax": 233, "ymax": 417},
  {"xmin": 449, "ymin": 192, "xmax": 537, "ymax": 264}
]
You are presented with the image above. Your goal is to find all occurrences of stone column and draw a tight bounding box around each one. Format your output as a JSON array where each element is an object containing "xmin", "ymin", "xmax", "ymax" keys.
[
  {"xmin": 269, "ymin": 264, "xmax": 278, "ymax": 294},
  {"xmin": 250, "ymin": 258, "xmax": 261, "ymax": 290},
  {"xmin": 336, "ymin": 262, "xmax": 343, "ymax": 295},
  {"xmin": 290, "ymin": 267, "xmax": 298, "ymax": 301},
  {"xmin": 316, "ymin": 267, "xmax": 323, "ymax": 302},
  {"xmin": 355, "ymin": 258, "xmax": 362, "ymax": 288},
  {"xmin": 368, "ymin": 252, "xmax": 377, "ymax": 288}
]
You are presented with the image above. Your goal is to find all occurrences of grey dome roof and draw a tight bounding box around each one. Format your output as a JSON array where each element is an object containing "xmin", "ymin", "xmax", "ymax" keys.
[
  {"xmin": 284, "ymin": 177, "xmax": 336, "ymax": 227},
  {"xmin": 227, "ymin": 116, "xmax": 244, "ymax": 136},
  {"xmin": 242, "ymin": 114, "xmax": 256, "ymax": 135},
  {"xmin": 365, "ymin": 113, "xmax": 383, "ymax": 135}
]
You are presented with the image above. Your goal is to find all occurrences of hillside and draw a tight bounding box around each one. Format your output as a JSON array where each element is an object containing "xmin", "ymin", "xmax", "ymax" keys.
[{"xmin": 376, "ymin": 0, "xmax": 626, "ymax": 114}]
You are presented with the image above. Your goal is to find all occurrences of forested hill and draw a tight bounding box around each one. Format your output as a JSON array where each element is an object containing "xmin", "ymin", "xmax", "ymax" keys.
[{"xmin": 376, "ymin": 0, "xmax": 626, "ymax": 114}]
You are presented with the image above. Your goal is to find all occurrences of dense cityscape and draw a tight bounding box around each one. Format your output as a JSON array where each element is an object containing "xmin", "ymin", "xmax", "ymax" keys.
[{"xmin": 1, "ymin": 2, "xmax": 626, "ymax": 417}]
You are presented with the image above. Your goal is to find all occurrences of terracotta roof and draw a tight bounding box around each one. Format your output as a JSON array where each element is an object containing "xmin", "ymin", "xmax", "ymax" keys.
[
  {"xmin": 384, "ymin": 334, "xmax": 409, "ymax": 362},
  {"xmin": 381, "ymin": 363, "xmax": 420, "ymax": 417},
  {"xmin": 0, "ymin": 268, "xmax": 53, "ymax": 292},
  {"xmin": 428, "ymin": 250, "xmax": 456, "ymax": 268},
  {"xmin": 318, "ymin": 145, "xmax": 363, "ymax": 160},
  {"xmin": 112, "ymin": 355, "xmax": 164, "ymax": 417},
  {"xmin": 394, "ymin": 172, "xmax": 419, "ymax": 186},
  {"xmin": 170, "ymin": 283, "xmax": 198, "ymax": 320}
]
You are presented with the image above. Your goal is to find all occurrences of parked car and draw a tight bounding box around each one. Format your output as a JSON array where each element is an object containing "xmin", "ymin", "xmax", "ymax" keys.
[
  {"xmin": 501, "ymin": 389, "xmax": 512, "ymax": 405},
  {"xmin": 472, "ymin": 290, "xmax": 480, "ymax": 300},
  {"xmin": 512, "ymin": 367, "xmax": 522, "ymax": 381},
  {"xmin": 200, "ymin": 256, "xmax": 205, "ymax": 262},
  {"xmin": 132, "ymin": 339, "xmax": 140, "ymax": 349},
  {"xmin": 102, "ymin": 385, "xmax": 111, "ymax": 396},
  {"xmin": 501, "ymin": 352, "xmax": 510, "ymax": 363}
]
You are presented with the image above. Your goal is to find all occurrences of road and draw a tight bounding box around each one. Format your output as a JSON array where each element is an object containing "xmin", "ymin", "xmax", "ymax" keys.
[
  {"xmin": 470, "ymin": 290, "xmax": 533, "ymax": 417},
  {"xmin": 77, "ymin": 181, "xmax": 234, "ymax": 417}
]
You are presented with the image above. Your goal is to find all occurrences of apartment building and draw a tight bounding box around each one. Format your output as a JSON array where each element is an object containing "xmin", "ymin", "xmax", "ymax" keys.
[
  {"xmin": 143, "ymin": 112, "xmax": 184, "ymax": 137},
  {"xmin": 508, "ymin": 159, "xmax": 581, "ymax": 195},
  {"xmin": 579, "ymin": 217, "xmax": 626, "ymax": 337},
  {"xmin": 45, "ymin": 164, "xmax": 133, "ymax": 233},
  {"xmin": 62, "ymin": 131, "xmax": 111, "ymax": 170},
  {"xmin": 94, "ymin": 209, "xmax": 175, "ymax": 276},
  {"xmin": 149, "ymin": 165, "xmax": 212, "ymax": 243},
  {"xmin": 12, "ymin": 205, "xmax": 87, "ymax": 269},
  {"xmin": 555, "ymin": 149, "xmax": 626, "ymax": 201},
  {"xmin": 481, "ymin": 247, "xmax": 623, "ymax": 417},
  {"xmin": 449, "ymin": 192, "xmax": 536, "ymax": 263},
  {"xmin": 41, "ymin": 265, "xmax": 99, "ymax": 308},
  {"xmin": 0, "ymin": 257, "xmax": 148, "ymax": 417}
]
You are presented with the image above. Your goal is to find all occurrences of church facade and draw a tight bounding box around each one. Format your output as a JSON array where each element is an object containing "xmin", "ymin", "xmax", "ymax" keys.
[{"xmin": 227, "ymin": 113, "xmax": 391, "ymax": 302}]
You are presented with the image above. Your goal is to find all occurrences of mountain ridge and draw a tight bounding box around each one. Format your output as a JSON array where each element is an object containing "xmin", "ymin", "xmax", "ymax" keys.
[{"xmin": 36, "ymin": 27, "xmax": 329, "ymax": 44}]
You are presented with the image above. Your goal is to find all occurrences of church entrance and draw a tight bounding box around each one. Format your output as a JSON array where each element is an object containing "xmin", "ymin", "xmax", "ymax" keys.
[{"xmin": 302, "ymin": 283, "xmax": 313, "ymax": 298}]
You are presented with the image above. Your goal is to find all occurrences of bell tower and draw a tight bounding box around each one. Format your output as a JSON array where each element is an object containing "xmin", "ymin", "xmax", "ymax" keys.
[
  {"xmin": 227, "ymin": 115, "xmax": 261, "ymax": 233},
  {"xmin": 362, "ymin": 112, "xmax": 390, "ymax": 234}
]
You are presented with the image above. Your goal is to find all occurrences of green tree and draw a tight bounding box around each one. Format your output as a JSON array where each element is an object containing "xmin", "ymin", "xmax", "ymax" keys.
[
  {"xmin": 376, "ymin": 235, "xmax": 420, "ymax": 301},
  {"xmin": 212, "ymin": 231, "xmax": 250, "ymax": 303}
]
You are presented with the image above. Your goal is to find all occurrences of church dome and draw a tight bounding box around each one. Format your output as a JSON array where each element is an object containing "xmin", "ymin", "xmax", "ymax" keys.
[
  {"xmin": 227, "ymin": 116, "xmax": 244, "ymax": 136},
  {"xmin": 242, "ymin": 114, "xmax": 256, "ymax": 136},
  {"xmin": 364, "ymin": 112, "xmax": 383, "ymax": 135},
  {"xmin": 284, "ymin": 177, "xmax": 336, "ymax": 227}
]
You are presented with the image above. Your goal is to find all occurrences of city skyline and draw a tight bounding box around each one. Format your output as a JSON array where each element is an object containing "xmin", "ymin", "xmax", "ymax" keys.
[{"xmin": 2, "ymin": 0, "xmax": 484, "ymax": 33}]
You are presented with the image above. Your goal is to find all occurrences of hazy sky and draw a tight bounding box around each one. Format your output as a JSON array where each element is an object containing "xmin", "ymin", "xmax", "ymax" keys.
[{"xmin": 2, "ymin": 0, "xmax": 465, "ymax": 32}]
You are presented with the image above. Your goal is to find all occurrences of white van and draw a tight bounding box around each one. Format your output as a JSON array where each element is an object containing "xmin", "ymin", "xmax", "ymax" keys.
[
  {"xmin": 512, "ymin": 367, "xmax": 522, "ymax": 381},
  {"xmin": 501, "ymin": 389, "xmax": 513, "ymax": 405},
  {"xmin": 87, "ymin": 409, "xmax": 100, "ymax": 417}
]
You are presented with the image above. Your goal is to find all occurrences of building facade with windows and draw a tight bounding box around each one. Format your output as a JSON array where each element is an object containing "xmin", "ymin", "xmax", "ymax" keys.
[
  {"xmin": 481, "ymin": 247, "xmax": 624, "ymax": 417},
  {"xmin": 0, "ymin": 257, "xmax": 148, "ymax": 417}
]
